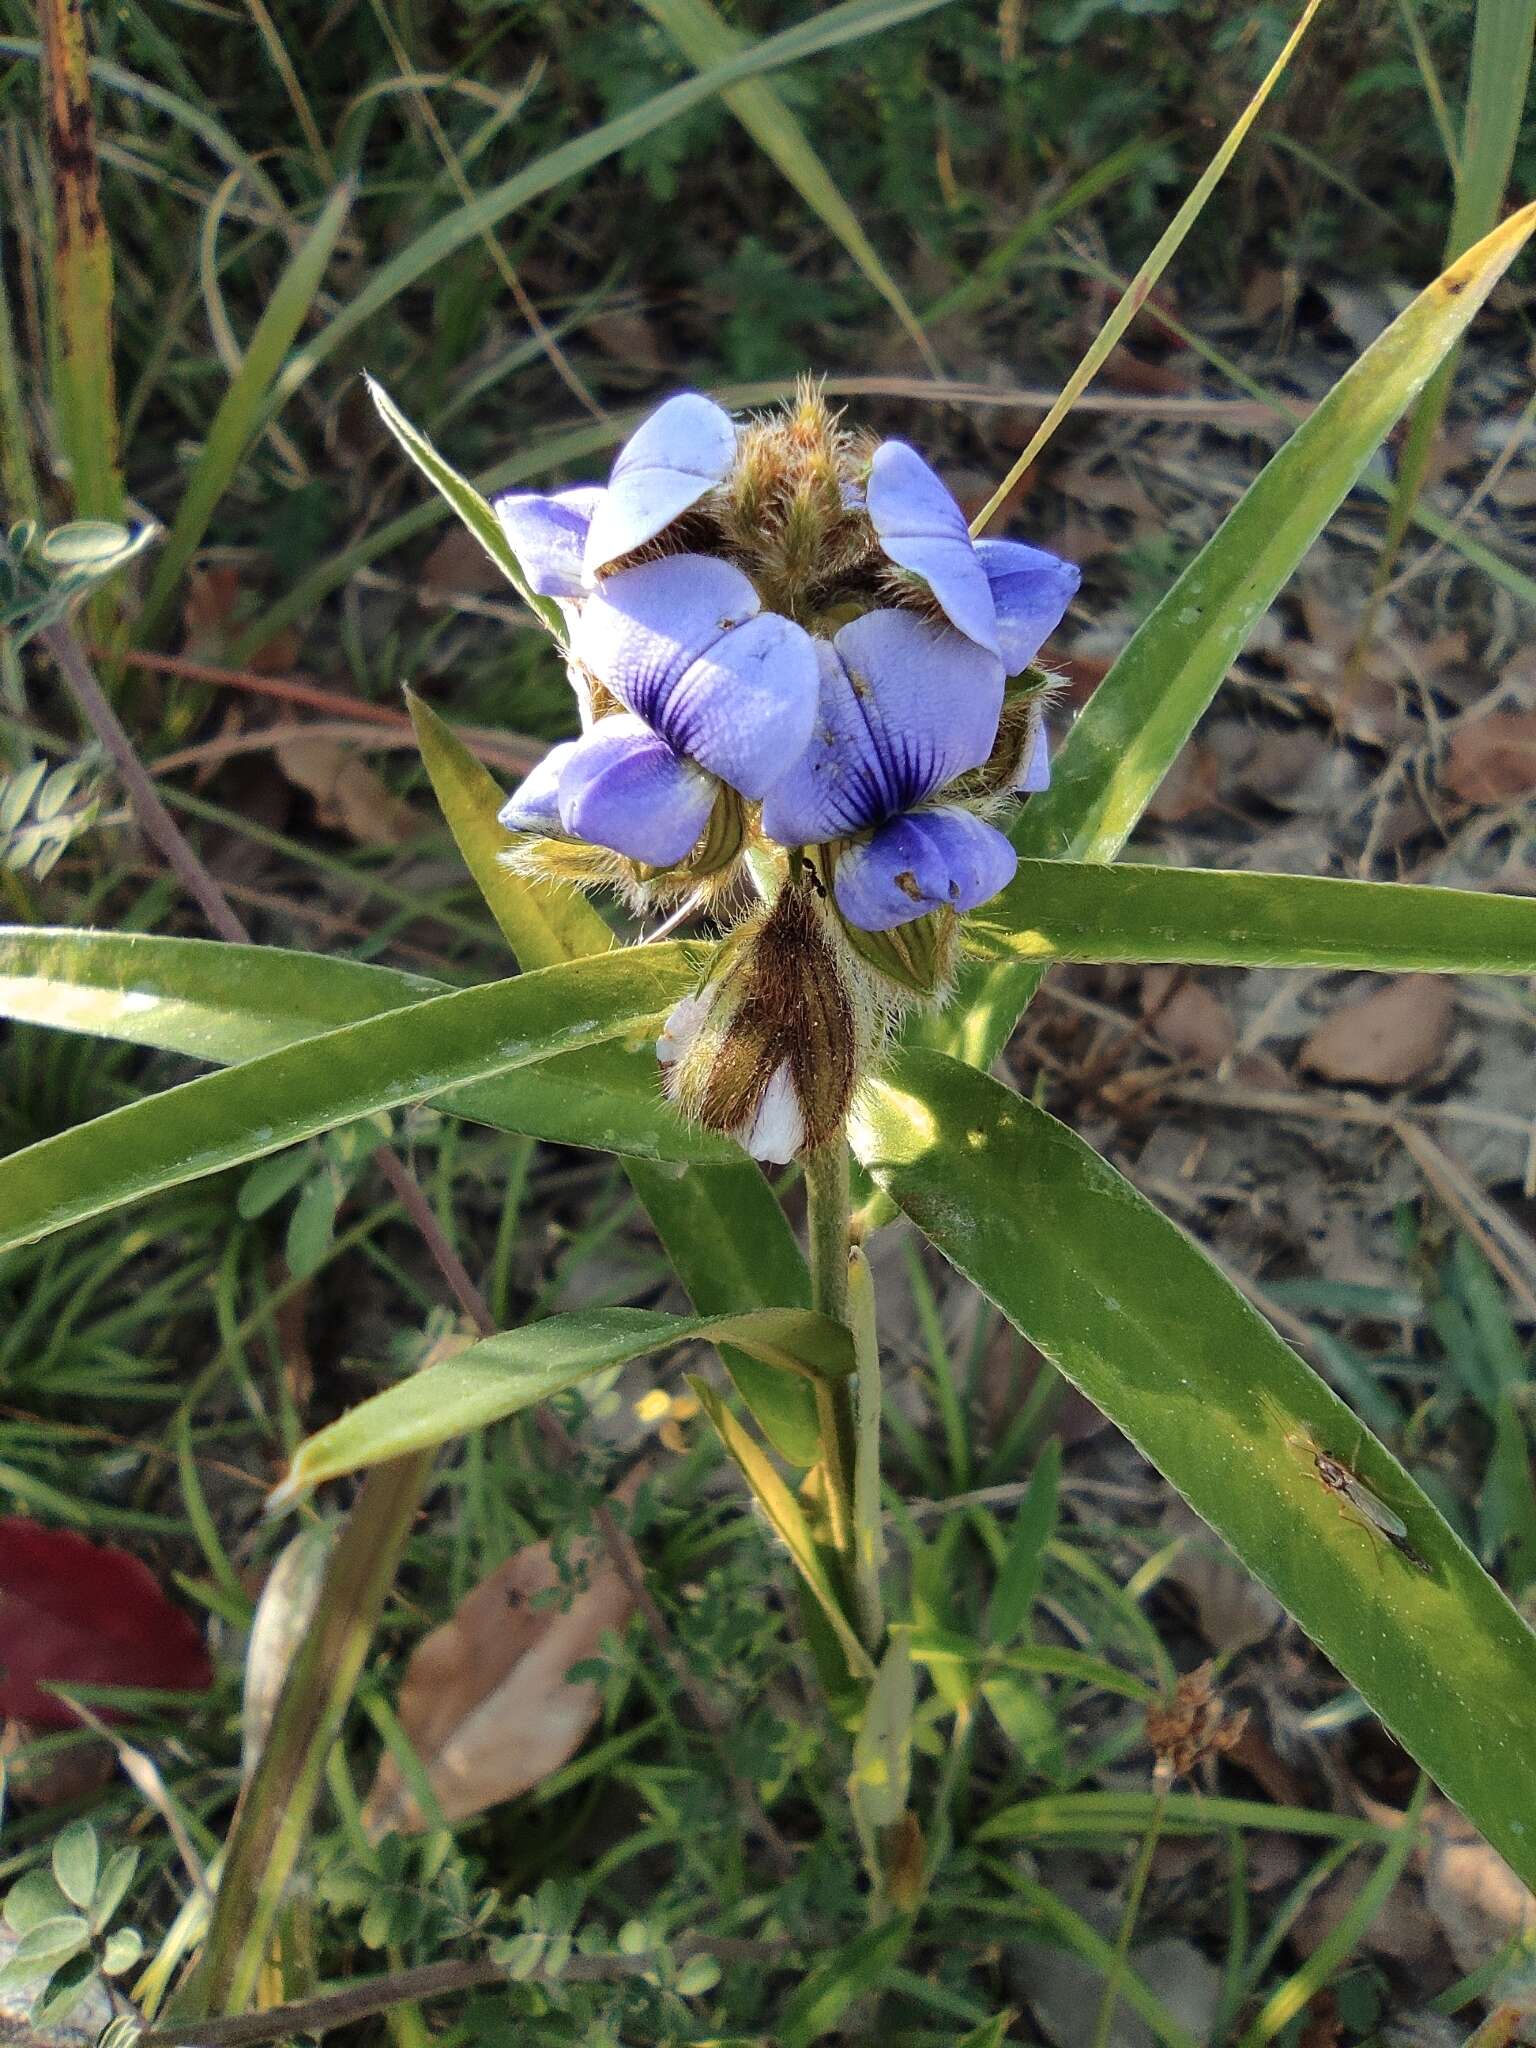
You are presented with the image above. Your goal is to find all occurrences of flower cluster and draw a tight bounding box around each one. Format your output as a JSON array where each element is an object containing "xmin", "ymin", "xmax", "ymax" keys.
[{"xmin": 494, "ymin": 387, "xmax": 1078, "ymax": 1160}]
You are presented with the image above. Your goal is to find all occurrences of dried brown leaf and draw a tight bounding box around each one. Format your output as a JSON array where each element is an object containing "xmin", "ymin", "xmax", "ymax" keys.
[
  {"xmin": 1146, "ymin": 741, "xmax": 1223, "ymax": 823},
  {"xmin": 1445, "ymin": 712, "xmax": 1536, "ymax": 805},
  {"xmin": 1299, "ymin": 976, "xmax": 1455, "ymax": 1087},
  {"xmin": 1161, "ymin": 1500, "xmax": 1283, "ymax": 1654},
  {"xmin": 1141, "ymin": 969, "xmax": 1236, "ymax": 1066},
  {"xmin": 1420, "ymin": 1796, "xmax": 1536, "ymax": 1982},
  {"xmin": 363, "ymin": 1469, "xmax": 646, "ymax": 1835},
  {"xmin": 275, "ymin": 733, "xmax": 423, "ymax": 846}
]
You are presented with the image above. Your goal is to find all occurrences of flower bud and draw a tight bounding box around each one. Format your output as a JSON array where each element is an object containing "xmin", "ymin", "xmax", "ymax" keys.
[{"xmin": 658, "ymin": 879, "xmax": 863, "ymax": 1161}]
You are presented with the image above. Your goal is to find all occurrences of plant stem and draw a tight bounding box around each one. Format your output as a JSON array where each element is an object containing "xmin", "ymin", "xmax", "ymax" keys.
[
  {"xmin": 1091, "ymin": 1782, "xmax": 1168, "ymax": 2048},
  {"xmin": 804, "ymin": 1137, "xmax": 858, "ymax": 1579},
  {"xmin": 847, "ymin": 1246, "xmax": 886, "ymax": 1653}
]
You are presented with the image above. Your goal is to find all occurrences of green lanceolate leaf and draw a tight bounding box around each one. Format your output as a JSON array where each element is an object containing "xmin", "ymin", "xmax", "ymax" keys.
[
  {"xmin": 629, "ymin": 1159, "xmax": 821, "ymax": 1465},
  {"xmin": 281, "ymin": 1305, "xmax": 853, "ymax": 1496},
  {"xmin": 0, "ymin": 943, "xmax": 708, "ymax": 1255},
  {"xmin": 930, "ymin": 197, "xmax": 1536, "ymax": 1068},
  {"xmin": 852, "ymin": 1047, "xmax": 1536, "ymax": 1890},
  {"xmin": 406, "ymin": 690, "xmax": 612, "ymax": 967},
  {"xmin": 968, "ymin": 861, "xmax": 1536, "ymax": 974},
  {"xmin": 0, "ymin": 927, "xmax": 733, "ymax": 1167},
  {"xmin": 691, "ymin": 1376, "xmax": 875, "ymax": 1682},
  {"xmin": 370, "ymin": 382, "xmax": 563, "ymax": 635}
]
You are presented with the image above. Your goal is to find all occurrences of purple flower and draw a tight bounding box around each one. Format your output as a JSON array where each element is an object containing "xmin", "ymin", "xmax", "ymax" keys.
[
  {"xmin": 760, "ymin": 610, "xmax": 1018, "ymax": 931},
  {"xmin": 494, "ymin": 393, "xmax": 737, "ymax": 599},
  {"xmin": 500, "ymin": 554, "xmax": 817, "ymax": 866},
  {"xmin": 865, "ymin": 443, "xmax": 1080, "ymax": 674}
]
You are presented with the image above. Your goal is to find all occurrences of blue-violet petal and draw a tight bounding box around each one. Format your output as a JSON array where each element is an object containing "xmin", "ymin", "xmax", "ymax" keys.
[
  {"xmin": 498, "ymin": 740, "xmax": 579, "ymax": 835},
  {"xmin": 866, "ymin": 441, "xmax": 999, "ymax": 657},
  {"xmin": 493, "ymin": 487, "xmax": 602, "ymax": 599},
  {"xmin": 974, "ymin": 537, "xmax": 1080, "ymax": 675},
  {"xmin": 760, "ymin": 610, "xmax": 1004, "ymax": 847},
  {"xmin": 833, "ymin": 806, "xmax": 1018, "ymax": 931},
  {"xmin": 556, "ymin": 714, "xmax": 716, "ymax": 866},
  {"xmin": 573, "ymin": 555, "xmax": 817, "ymax": 799},
  {"xmin": 582, "ymin": 392, "xmax": 737, "ymax": 576}
]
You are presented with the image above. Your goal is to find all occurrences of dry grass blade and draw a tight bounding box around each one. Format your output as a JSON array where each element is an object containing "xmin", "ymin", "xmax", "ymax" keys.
[
  {"xmin": 969, "ymin": 0, "xmax": 1323, "ymax": 536},
  {"xmin": 39, "ymin": 0, "xmax": 123, "ymax": 524}
]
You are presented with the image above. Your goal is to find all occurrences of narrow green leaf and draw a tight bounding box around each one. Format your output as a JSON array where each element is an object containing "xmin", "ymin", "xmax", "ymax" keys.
[
  {"xmin": 0, "ymin": 926, "xmax": 732, "ymax": 1167},
  {"xmin": 134, "ymin": 182, "xmax": 354, "ymax": 646},
  {"xmin": 638, "ymin": 0, "xmax": 936, "ymax": 368},
  {"xmin": 935, "ymin": 197, "xmax": 1536, "ymax": 1068},
  {"xmin": 979, "ymin": 1790, "xmax": 1395, "ymax": 1846},
  {"xmin": 849, "ymin": 1246, "xmax": 886, "ymax": 1646},
  {"xmin": 281, "ymin": 1306, "xmax": 852, "ymax": 1495},
  {"xmin": 779, "ymin": 1920, "xmax": 909, "ymax": 2047},
  {"xmin": 691, "ymin": 1377, "xmax": 874, "ymax": 1681},
  {"xmin": 987, "ymin": 1438, "xmax": 1059, "ymax": 1646},
  {"xmin": 406, "ymin": 689, "xmax": 611, "ymax": 967},
  {"xmin": 849, "ymin": 1631, "xmax": 915, "ymax": 1868},
  {"xmin": 630, "ymin": 1159, "xmax": 820, "ymax": 1464},
  {"xmin": 370, "ymin": 383, "xmax": 560, "ymax": 634},
  {"xmin": 0, "ymin": 943, "xmax": 707, "ymax": 1255},
  {"xmin": 968, "ymin": 861, "xmax": 1536, "ymax": 974},
  {"xmin": 854, "ymin": 1048, "xmax": 1536, "ymax": 1890},
  {"xmin": 911, "ymin": 1632, "xmax": 1155, "ymax": 1705}
]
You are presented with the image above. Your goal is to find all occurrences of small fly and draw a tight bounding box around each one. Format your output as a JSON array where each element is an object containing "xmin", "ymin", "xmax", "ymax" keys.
[{"xmin": 1261, "ymin": 1395, "xmax": 1430, "ymax": 1574}]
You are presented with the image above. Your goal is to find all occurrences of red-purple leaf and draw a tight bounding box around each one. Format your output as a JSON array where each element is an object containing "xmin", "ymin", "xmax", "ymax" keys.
[{"xmin": 0, "ymin": 1518, "xmax": 213, "ymax": 1727}]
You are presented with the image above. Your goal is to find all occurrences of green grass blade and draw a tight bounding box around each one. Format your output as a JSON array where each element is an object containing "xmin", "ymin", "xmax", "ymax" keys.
[
  {"xmin": 133, "ymin": 181, "xmax": 354, "ymax": 647},
  {"xmin": 280, "ymin": 1305, "xmax": 852, "ymax": 1495},
  {"xmin": 969, "ymin": 0, "xmax": 1322, "ymax": 537},
  {"xmin": 1377, "ymin": 0, "xmax": 1536, "ymax": 576},
  {"xmin": 921, "ymin": 138, "xmax": 1163, "ymax": 327},
  {"xmin": 40, "ymin": 0, "xmax": 124, "ymax": 525},
  {"xmin": 274, "ymin": 0, "xmax": 954, "ymax": 415},
  {"xmin": 639, "ymin": 0, "xmax": 938, "ymax": 370},
  {"xmin": 968, "ymin": 861, "xmax": 1536, "ymax": 974},
  {"xmin": 0, "ymin": 925, "xmax": 733, "ymax": 1166},
  {"xmin": 929, "ymin": 198, "xmax": 1536, "ymax": 1068},
  {"xmin": 0, "ymin": 942, "xmax": 707, "ymax": 1255},
  {"xmin": 853, "ymin": 1048, "xmax": 1536, "ymax": 1892}
]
